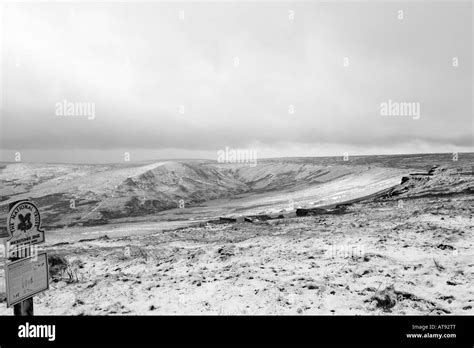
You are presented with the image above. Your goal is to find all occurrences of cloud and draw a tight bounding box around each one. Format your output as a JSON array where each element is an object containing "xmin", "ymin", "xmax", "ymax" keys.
[{"xmin": 1, "ymin": 2, "xmax": 472, "ymax": 163}]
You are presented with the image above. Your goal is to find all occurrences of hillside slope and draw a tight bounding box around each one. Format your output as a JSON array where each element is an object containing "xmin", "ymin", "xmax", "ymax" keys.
[{"xmin": 0, "ymin": 153, "xmax": 472, "ymax": 231}]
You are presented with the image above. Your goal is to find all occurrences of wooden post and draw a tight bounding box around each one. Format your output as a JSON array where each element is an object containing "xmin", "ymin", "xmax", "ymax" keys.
[
  {"xmin": 8, "ymin": 200, "xmax": 34, "ymax": 316},
  {"xmin": 13, "ymin": 298, "xmax": 33, "ymax": 316}
]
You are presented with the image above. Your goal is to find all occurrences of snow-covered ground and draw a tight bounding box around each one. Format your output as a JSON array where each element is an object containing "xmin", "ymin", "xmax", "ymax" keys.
[{"xmin": 0, "ymin": 153, "xmax": 473, "ymax": 315}]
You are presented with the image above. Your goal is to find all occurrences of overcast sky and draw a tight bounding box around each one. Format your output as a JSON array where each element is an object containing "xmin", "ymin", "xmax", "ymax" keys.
[{"xmin": 0, "ymin": 1, "xmax": 472, "ymax": 163}]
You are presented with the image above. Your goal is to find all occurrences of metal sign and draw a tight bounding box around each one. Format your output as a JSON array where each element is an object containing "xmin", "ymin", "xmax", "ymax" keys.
[
  {"xmin": 5, "ymin": 252, "xmax": 49, "ymax": 307},
  {"xmin": 6, "ymin": 201, "xmax": 45, "ymax": 247}
]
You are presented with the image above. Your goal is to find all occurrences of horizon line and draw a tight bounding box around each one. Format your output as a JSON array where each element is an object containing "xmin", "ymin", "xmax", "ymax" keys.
[{"xmin": 1, "ymin": 150, "xmax": 472, "ymax": 166}]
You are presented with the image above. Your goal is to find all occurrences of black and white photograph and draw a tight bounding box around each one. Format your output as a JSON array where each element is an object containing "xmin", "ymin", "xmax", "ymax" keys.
[{"xmin": 0, "ymin": 0, "xmax": 472, "ymax": 345}]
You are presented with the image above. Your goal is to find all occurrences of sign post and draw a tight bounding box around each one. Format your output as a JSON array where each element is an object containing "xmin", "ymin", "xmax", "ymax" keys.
[
  {"xmin": 5, "ymin": 253, "xmax": 49, "ymax": 310},
  {"xmin": 3, "ymin": 200, "xmax": 47, "ymax": 316}
]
